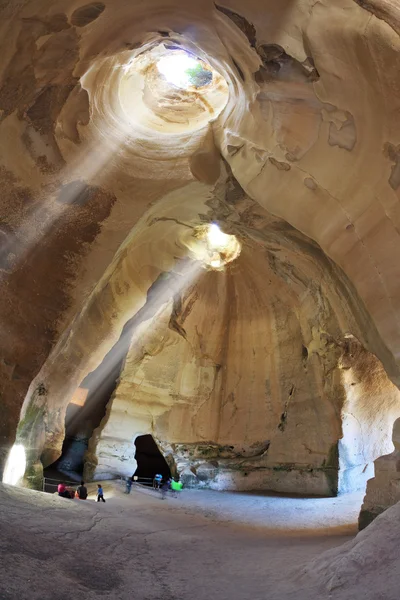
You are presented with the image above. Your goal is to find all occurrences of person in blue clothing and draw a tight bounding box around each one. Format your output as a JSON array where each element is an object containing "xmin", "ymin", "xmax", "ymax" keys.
[
  {"xmin": 97, "ymin": 484, "xmax": 106, "ymax": 502},
  {"xmin": 153, "ymin": 473, "xmax": 162, "ymax": 489}
]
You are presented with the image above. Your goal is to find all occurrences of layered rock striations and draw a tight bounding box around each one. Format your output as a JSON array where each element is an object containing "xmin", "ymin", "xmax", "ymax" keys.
[{"xmin": 0, "ymin": 0, "xmax": 399, "ymax": 510}]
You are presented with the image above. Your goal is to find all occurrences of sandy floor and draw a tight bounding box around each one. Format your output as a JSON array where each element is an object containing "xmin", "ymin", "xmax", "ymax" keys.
[
  {"xmin": 0, "ymin": 481, "xmax": 368, "ymax": 600},
  {"xmin": 131, "ymin": 484, "xmax": 365, "ymax": 535}
]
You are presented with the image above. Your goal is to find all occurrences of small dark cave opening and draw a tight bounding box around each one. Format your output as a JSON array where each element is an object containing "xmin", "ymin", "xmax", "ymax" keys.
[{"xmin": 134, "ymin": 434, "xmax": 171, "ymax": 481}]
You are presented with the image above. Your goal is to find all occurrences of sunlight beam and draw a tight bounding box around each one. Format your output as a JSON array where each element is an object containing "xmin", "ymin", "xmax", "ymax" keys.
[
  {"xmin": 3, "ymin": 444, "xmax": 26, "ymax": 486},
  {"xmin": 65, "ymin": 259, "xmax": 203, "ymax": 430}
]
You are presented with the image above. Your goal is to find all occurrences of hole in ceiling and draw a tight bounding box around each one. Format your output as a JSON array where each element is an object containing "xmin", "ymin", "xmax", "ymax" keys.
[
  {"xmin": 192, "ymin": 223, "xmax": 242, "ymax": 270},
  {"xmin": 157, "ymin": 53, "xmax": 213, "ymax": 89},
  {"xmin": 117, "ymin": 44, "xmax": 229, "ymax": 134}
]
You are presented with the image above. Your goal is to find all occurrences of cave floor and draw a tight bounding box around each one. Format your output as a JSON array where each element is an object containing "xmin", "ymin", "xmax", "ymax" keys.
[{"xmin": 0, "ymin": 481, "xmax": 365, "ymax": 600}]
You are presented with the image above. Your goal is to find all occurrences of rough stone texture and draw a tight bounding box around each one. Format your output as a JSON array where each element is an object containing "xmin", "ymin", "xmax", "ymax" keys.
[
  {"xmin": 0, "ymin": 481, "xmax": 378, "ymax": 600},
  {"xmin": 338, "ymin": 337, "xmax": 400, "ymax": 493},
  {"xmin": 298, "ymin": 492, "xmax": 400, "ymax": 598},
  {"xmin": 359, "ymin": 418, "xmax": 400, "ymax": 529},
  {"xmin": 0, "ymin": 0, "xmax": 400, "ymax": 510},
  {"xmin": 82, "ymin": 194, "xmax": 400, "ymax": 493}
]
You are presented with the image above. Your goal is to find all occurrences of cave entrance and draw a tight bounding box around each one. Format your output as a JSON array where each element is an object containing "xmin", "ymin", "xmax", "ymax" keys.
[{"xmin": 134, "ymin": 435, "xmax": 171, "ymax": 482}]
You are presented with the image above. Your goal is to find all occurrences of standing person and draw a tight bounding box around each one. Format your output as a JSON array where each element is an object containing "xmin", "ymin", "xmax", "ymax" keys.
[
  {"xmin": 97, "ymin": 484, "xmax": 106, "ymax": 502},
  {"xmin": 153, "ymin": 473, "xmax": 162, "ymax": 489},
  {"xmin": 160, "ymin": 479, "xmax": 169, "ymax": 500},
  {"xmin": 125, "ymin": 477, "xmax": 133, "ymax": 494},
  {"xmin": 76, "ymin": 481, "xmax": 88, "ymax": 500},
  {"xmin": 170, "ymin": 479, "xmax": 183, "ymax": 497}
]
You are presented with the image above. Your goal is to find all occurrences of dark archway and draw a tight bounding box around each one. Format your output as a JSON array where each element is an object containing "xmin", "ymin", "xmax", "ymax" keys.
[{"xmin": 134, "ymin": 435, "xmax": 171, "ymax": 480}]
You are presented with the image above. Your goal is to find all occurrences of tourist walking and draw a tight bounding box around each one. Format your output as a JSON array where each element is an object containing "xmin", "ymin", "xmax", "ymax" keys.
[
  {"xmin": 160, "ymin": 479, "xmax": 169, "ymax": 500},
  {"xmin": 97, "ymin": 484, "xmax": 106, "ymax": 502},
  {"xmin": 171, "ymin": 479, "xmax": 183, "ymax": 497},
  {"xmin": 76, "ymin": 481, "xmax": 88, "ymax": 500},
  {"xmin": 153, "ymin": 473, "xmax": 162, "ymax": 489},
  {"xmin": 125, "ymin": 477, "xmax": 133, "ymax": 494}
]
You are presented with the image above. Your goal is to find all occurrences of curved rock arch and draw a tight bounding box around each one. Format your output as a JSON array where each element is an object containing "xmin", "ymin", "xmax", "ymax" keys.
[{"xmin": 0, "ymin": 0, "xmax": 399, "ymax": 519}]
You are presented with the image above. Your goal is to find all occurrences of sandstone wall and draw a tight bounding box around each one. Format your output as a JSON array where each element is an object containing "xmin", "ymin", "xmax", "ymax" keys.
[
  {"xmin": 0, "ymin": 0, "xmax": 399, "ymax": 506},
  {"xmin": 359, "ymin": 418, "xmax": 400, "ymax": 529},
  {"xmin": 84, "ymin": 197, "xmax": 400, "ymax": 494}
]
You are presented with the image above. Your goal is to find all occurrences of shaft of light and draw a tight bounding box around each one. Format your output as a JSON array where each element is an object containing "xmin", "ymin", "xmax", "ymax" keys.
[
  {"xmin": 66, "ymin": 260, "xmax": 203, "ymax": 429},
  {"xmin": 2, "ymin": 444, "xmax": 26, "ymax": 486}
]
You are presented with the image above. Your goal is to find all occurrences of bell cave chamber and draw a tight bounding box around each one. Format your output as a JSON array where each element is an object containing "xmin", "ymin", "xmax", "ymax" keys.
[{"xmin": 1, "ymin": 0, "xmax": 400, "ymax": 597}]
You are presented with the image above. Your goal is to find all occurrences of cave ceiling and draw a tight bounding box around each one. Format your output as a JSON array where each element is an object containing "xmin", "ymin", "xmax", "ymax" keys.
[{"xmin": 0, "ymin": 0, "xmax": 399, "ymax": 493}]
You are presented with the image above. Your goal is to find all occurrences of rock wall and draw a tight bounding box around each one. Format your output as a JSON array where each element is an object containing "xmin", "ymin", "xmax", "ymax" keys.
[
  {"xmin": 0, "ymin": 0, "xmax": 399, "ymax": 506},
  {"xmin": 82, "ymin": 191, "xmax": 400, "ymax": 493},
  {"xmin": 13, "ymin": 170, "xmax": 400, "ymax": 493},
  {"xmin": 359, "ymin": 418, "xmax": 400, "ymax": 529},
  {"xmin": 339, "ymin": 338, "xmax": 400, "ymax": 493},
  {"xmin": 87, "ymin": 265, "xmax": 400, "ymax": 494}
]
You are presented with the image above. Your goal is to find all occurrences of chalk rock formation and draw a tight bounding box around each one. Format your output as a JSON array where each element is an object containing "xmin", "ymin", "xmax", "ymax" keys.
[
  {"xmin": 359, "ymin": 418, "xmax": 400, "ymax": 529},
  {"xmin": 299, "ymin": 497, "xmax": 400, "ymax": 598},
  {"xmin": 0, "ymin": 0, "xmax": 399, "ymax": 511},
  {"xmin": 85, "ymin": 322, "xmax": 400, "ymax": 494}
]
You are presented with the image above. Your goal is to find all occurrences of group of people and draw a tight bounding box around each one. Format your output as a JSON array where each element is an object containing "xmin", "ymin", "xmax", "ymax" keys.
[
  {"xmin": 58, "ymin": 474, "xmax": 183, "ymax": 502},
  {"xmin": 57, "ymin": 481, "xmax": 106, "ymax": 502},
  {"xmin": 124, "ymin": 473, "xmax": 183, "ymax": 499},
  {"xmin": 153, "ymin": 474, "xmax": 183, "ymax": 499}
]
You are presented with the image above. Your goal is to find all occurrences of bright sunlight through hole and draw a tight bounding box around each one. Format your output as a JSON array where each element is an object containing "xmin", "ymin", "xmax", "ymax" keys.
[
  {"xmin": 190, "ymin": 223, "xmax": 241, "ymax": 270},
  {"xmin": 207, "ymin": 223, "xmax": 230, "ymax": 249},
  {"xmin": 3, "ymin": 444, "xmax": 26, "ymax": 486},
  {"xmin": 157, "ymin": 53, "xmax": 212, "ymax": 89}
]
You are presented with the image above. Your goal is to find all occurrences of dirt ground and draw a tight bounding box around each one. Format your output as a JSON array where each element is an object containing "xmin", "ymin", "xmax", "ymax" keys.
[{"xmin": 0, "ymin": 481, "xmax": 389, "ymax": 600}]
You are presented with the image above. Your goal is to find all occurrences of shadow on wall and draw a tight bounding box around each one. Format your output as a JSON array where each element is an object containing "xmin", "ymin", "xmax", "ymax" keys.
[
  {"xmin": 45, "ymin": 289, "xmax": 170, "ymax": 479},
  {"xmin": 45, "ymin": 347, "xmax": 124, "ymax": 478}
]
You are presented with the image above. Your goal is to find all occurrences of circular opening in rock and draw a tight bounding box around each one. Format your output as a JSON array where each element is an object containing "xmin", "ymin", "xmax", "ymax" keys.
[
  {"xmin": 157, "ymin": 52, "xmax": 213, "ymax": 89},
  {"xmin": 117, "ymin": 44, "xmax": 229, "ymax": 134},
  {"xmin": 191, "ymin": 223, "xmax": 242, "ymax": 270}
]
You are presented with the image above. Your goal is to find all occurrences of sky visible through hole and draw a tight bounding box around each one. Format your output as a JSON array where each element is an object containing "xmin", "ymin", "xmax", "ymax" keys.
[{"xmin": 157, "ymin": 53, "xmax": 212, "ymax": 89}]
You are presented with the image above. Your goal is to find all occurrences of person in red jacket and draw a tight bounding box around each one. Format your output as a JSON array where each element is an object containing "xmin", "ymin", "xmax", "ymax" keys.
[{"xmin": 57, "ymin": 482, "xmax": 72, "ymax": 499}]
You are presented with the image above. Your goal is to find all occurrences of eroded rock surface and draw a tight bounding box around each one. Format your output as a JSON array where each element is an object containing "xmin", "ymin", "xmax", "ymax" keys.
[
  {"xmin": 0, "ymin": 0, "xmax": 399, "ymax": 513},
  {"xmin": 359, "ymin": 418, "xmax": 400, "ymax": 529}
]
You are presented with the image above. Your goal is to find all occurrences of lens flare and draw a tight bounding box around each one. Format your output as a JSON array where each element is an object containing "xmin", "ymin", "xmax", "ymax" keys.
[{"xmin": 3, "ymin": 444, "xmax": 26, "ymax": 486}]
